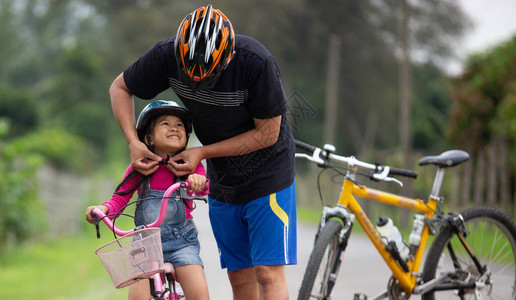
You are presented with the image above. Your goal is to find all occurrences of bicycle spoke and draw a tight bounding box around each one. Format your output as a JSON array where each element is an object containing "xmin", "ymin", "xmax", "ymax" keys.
[{"xmin": 422, "ymin": 207, "xmax": 516, "ymax": 300}]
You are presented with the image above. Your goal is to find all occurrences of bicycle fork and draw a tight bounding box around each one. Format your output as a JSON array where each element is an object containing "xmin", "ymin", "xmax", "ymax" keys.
[
  {"xmin": 148, "ymin": 272, "xmax": 179, "ymax": 300},
  {"xmin": 319, "ymin": 205, "xmax": 355, "ymax": 296}
]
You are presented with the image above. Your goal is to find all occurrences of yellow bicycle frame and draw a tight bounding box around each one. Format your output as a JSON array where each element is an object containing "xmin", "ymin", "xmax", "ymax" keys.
[{"xmin": 338, "ymin": 177, "xmax": 438, "ymax": 294}]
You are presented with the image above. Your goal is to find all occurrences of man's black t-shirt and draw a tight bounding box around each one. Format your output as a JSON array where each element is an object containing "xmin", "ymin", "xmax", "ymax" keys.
[{"xmin": 124, "ymin": 34, "xmax": 295, "ymax": 203}]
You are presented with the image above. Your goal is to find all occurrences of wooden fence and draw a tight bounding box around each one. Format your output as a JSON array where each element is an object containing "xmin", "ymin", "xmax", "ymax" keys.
[{"xmin": 38, "ymin": 163, "xmax": 115, "ymax": 237}]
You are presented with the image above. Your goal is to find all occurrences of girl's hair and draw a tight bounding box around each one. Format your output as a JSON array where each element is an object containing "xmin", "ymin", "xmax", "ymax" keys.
[
  {"xmin": 114, "ymin": 116, "xmax": 159, "ymax": 197},
  {"xmin": 114, "ymin": 170, "xmax": 151, "ymax": 197}
]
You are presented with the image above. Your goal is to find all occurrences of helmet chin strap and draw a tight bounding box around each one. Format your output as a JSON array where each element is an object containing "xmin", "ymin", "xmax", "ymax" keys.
[
  {"xmin": 159, "ymin": 147, "xmax": 186, "ymax": 165},
  {"xmin": 159, "ymin": 154, "xmax": 170, "ymax": 166}
]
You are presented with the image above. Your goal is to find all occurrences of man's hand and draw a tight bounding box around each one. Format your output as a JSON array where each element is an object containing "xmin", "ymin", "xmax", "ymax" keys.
[
  {"xmin": 109, "ymin": 73, "xmax": 161, "ymax": 176},
  {"xmin": 169, "ymin": 147, "xmax": 204, "ymax": 177},
  {"xmin": 129, "ymin": 139, "xmax": 162, "ymax": 175}
]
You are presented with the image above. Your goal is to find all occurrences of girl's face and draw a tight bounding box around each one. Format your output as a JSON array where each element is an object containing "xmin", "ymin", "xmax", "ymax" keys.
[{"xmin": 149, "ymin": 115, "xmax": 187, "ymax": 157}]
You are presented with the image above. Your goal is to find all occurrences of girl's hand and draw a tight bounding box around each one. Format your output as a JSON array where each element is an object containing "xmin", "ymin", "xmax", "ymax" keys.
[
  {"xmin": 85, "ymin": 205, "xmax": 109, "ymax": 224},
  {"xmin": 187, "ymin": 173, "xmax": 207, "ymax": 193}
]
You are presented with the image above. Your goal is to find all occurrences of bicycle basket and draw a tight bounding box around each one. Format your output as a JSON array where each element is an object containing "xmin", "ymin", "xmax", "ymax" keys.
[{"xmin": 95, "ymin": 227, "xmax": 165, "ymax": 288}]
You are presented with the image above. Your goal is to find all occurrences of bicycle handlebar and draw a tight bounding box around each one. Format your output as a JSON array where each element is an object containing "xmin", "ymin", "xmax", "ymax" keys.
[
  {"xmin": 294, "ymin": 139, "xmax": 418, "ymax": 185},
  {"xmin": 295, "ymin": 139, "xmax": 318, "ymax": 154},
  {"xmin": 387, "ymin": 167, "xmax": 418, "ymax": 179},
  {"xmin": 91, "ymin": 180, "xmax": 209, "ymax": 237}
]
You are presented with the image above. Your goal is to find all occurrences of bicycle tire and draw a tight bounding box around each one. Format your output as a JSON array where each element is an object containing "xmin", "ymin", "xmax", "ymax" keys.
[
  {"xmin": 421, "ymin": 206, "xmax": 516, "ymax": 300},
  {"xmin": 298, "ymin": 220, "xmax": 348, "ymax": 300}
]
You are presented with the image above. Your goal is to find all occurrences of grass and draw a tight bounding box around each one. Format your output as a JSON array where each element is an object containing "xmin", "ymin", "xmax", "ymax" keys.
[
  {"xmin": 0, "ymin": 225, "xmax": 130, "ymax": 299},
  {"xmin": 297, "ymin": 205, "xmax": 322, "ymax": 225}
]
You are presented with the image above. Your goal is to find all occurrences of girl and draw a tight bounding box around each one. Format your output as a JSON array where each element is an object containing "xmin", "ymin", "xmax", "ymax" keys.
[{"xmin": 86, "ymin": 100, "xmax": 210, "ymax": 300}]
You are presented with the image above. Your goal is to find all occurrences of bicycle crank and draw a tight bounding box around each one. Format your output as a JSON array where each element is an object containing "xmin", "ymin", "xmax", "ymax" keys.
[{"xmin": 387, "ymin": 276, "xmax": 410, "ymax": 300}]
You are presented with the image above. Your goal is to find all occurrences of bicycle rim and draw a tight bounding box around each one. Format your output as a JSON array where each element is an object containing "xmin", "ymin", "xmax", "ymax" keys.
[
  {"xmin": 298, "ymin": 220, "xmax": 343, "ymax": 300},
  {"xmin": 422, "ymin": 207, "xmax": 516, "ymax": 300}
]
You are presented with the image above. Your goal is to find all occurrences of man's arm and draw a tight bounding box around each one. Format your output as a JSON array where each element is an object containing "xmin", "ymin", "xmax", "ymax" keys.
[
  {"xmin": 169, "ymin": 116, "xmax": 282, "ymax": 177},
  {"xmin": 110, "ymin": 73, "xmax": 162, "ymax": 175}
]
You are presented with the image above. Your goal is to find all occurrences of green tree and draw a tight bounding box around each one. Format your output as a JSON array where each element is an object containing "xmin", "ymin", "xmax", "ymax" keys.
[
  {"xmin": 0, "ymin": 120, "xmax": 45, "ymax": 252},
  {"xmin": 0, "ymin": 86, "xmax": 39, "ymax": 138},
  {"xmin": 447, "ymin": 35, "xmax": 516, "ymax": 214},
  {"xmin": 412, "ymin": 63, "xmax": 453, "ymax": 151},
  {"xmin": 448, "ymin": 36, "xmax": 516, "ymax": 151},
  {"xmin": 45, "ymin": 44, "xmax": 113, "ymax": 152}
]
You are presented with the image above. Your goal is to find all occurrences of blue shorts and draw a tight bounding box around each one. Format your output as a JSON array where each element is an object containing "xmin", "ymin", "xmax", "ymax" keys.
[{"xmin": 208, "ymin": 181, "xmax": 297, "ymax": 271}]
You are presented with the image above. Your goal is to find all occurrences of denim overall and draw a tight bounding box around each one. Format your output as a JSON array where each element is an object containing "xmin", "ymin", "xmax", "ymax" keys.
[{"xmin": 134, "ymin": 186, "xmax": 201, "ymax": 266}]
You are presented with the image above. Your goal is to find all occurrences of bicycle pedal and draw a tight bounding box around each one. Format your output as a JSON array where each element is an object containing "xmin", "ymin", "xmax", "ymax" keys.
[{"xmin": 353, "ymin": 293, "xmax": 367, "ymax": 300}]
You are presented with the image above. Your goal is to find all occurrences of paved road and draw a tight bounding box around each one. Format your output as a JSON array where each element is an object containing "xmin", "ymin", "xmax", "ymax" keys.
[{"xmin": 194, "ymin": 203, "xmax": 394, "ymax": 299}]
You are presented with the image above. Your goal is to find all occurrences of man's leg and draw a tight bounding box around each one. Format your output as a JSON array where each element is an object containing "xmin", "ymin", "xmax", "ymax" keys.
[
  {"xmin": 254, "ymin": 265, "xmax": 288, "ymax": 300},
  {"xmin": 209, "ymin": 182, "xmax": 296, "ymax": 299},
  {"xmin": 228, "ymin": 267, "xmax": 259, "ymax": 300}
]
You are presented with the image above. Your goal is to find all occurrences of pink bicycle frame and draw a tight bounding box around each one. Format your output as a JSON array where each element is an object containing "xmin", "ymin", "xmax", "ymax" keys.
[
  {"xmin": 92, "ymin": 181, "xmax": 188, "ymax": 235},
  {"xmin": 91, "ymin": 180, "xmax": 208, "ymax": 300}
]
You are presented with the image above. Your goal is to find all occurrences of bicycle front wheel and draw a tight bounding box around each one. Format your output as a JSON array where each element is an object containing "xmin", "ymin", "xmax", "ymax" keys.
[
  {"xmin": 298, "ymin": 220, "xmax": 348, "ymax": 300},
  {"xmin": 422, "ymin": 206, "xmax": 516, "ymax": 300}
]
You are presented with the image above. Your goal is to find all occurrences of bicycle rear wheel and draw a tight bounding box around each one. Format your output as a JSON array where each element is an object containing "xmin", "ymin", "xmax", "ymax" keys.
[
  {"xmin": 298, "ymin": 220, "xmax": 349, "ymax": 300},
  {"xmin": 422, "ymin": 206, "xmax": 516, "ymax": 300}
]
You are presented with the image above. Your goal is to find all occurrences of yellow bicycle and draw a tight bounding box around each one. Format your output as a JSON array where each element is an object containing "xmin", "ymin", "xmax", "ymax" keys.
[{"xmin": 295, "ymin": 140, "xmax": 516, "ymax": 300}]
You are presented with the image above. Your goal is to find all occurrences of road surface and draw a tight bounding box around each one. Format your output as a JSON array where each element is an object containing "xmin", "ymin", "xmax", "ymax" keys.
[{"xmin": 194, "ymin": 202, "xmax": 394, "ymax": 299}]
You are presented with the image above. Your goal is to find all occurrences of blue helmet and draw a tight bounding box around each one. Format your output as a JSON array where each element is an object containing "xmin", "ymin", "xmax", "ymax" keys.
[{"xmin": 136, "ymin": 100, "xmax": 192, "ymax": 144}]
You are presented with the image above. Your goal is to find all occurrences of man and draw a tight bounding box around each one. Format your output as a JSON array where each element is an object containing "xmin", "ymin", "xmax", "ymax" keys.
[{"xmin": 109, "ymin": 5, "xmax": 296, "ymax": 299}]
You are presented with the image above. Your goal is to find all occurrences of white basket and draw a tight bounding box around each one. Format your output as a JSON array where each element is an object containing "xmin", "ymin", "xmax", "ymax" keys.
[{"xmin": 95, "ymin": 228, "xmax": 165, "ymax": 288}]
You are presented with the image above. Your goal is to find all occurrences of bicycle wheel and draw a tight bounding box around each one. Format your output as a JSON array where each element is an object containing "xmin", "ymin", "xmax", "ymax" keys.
[
  {"xmin": 422, "ymin": 206, "xmax": 516, "ymax": 300},
  {"xmin": 298, "ymin": 220, "xmax": 349, "ymax": 300}
]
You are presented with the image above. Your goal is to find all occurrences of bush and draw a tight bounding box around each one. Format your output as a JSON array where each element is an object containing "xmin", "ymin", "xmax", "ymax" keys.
[
  {"xmin": 7, "ymin": 127, "xmax": 97, "ymax": 174},
  {"xmin": 0, "ymin": 119, "xmax": 45, "ymax": 251},
  {"xmin": 0, "ymin": 122, "xmax": 97, "ymax": 252}
]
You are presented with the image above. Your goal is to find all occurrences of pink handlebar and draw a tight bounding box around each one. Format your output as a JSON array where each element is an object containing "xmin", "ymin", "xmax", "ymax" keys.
[{"xmin": 92, "ymin": 180, "xmax": 208, "ymax": 236}]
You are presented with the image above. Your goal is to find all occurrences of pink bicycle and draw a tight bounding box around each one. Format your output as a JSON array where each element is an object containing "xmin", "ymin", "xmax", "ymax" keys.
[{"xmin": 91, "ymin": 181, "xmax": 208, "ymax": 300}]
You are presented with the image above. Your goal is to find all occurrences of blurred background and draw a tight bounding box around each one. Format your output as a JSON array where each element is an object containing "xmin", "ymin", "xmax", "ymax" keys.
[{"xmin": 1, "ymin": 0, "xmax": 515, "ymax": 298}]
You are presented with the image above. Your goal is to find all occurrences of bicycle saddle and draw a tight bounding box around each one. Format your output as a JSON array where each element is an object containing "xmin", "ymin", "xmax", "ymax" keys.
[{"xmin": 418, "ymin": 150, "xmax": 469, "ymax": 168}]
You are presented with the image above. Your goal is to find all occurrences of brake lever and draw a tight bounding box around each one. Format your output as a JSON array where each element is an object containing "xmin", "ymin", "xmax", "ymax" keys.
[
  {"xmin": 93, "ymin": 214, "xmax": 101, "ymax": 239},
  {"xmin": 372, "ymin": 166, "xmax": 403, "ymax": 187},
  {"xmin": 294, "ymin": 147, "xmax": 330, "ymax": 168},
  {"xmin": 383, "ymin": 176, "xmax": 403, "ymax": 187},
  {"xmin": 178, "ymin": 182, "xmax": 208, "ymax": 203}
]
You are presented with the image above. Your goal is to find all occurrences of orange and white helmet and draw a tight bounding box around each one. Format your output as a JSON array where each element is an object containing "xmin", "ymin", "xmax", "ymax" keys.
[{"xmin": 174, "ymin": 4, "xmax": 235, "ymax": 92}]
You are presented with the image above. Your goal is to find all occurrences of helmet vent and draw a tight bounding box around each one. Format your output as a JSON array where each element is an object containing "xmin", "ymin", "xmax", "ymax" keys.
[
  {"xmin": 215, "ymin": 32, "xmax": 222, "ymax": 50},
  {"xmin": 175, "ymin": 5, "xmax": 235, "ymax": 92}
]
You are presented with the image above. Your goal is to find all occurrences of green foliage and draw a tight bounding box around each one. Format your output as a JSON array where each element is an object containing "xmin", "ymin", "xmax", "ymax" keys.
[
  {"xmin": 43, "ymin": 43, "xmax": 114, "ymax": 154},
  {"xmin": 0, "ymin": 85, "xmax": 39, "ymax": 137},
  {"xmin": 63, "ymin": 102, "xmax": 113, "ymax": 150},
  {"xmin": 492, "ymin": 83, "xmax": 516, "ymax": 167},
  {"xmin": 0, "ymin": 0, "xmax": 472, "ymax": 162},
  {"xmin": 493, "ymin": 83, "xmax": 516, "ymax": 139},
  {"xmin": 0, "ymin": 120, "xmax": 45, "ymax": 252},
  {"xmin": 448, "ymin": 35, "xmax": 516, "ymax": 150},
  {"xmin": 412, "ymin": 63, "xmax": 453, "ymax": 151},
  {"xmin": 8, "ymin": 127, "xmax": 96, "ymax": 174}
]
